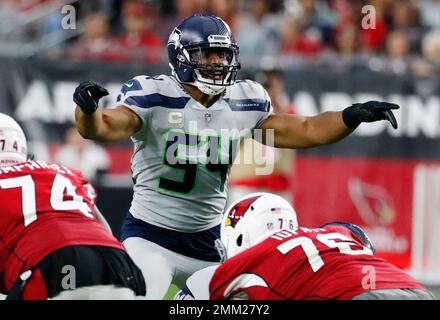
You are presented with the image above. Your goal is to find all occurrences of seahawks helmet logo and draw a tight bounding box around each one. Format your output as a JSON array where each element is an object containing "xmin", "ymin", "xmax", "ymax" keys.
[{"xmin": 168, "ymin": 28, "xmax": 182, "ymax": 49}]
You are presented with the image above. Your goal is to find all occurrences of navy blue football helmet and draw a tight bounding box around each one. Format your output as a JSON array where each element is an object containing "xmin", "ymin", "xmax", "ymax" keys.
[
  {"xmin": 167, "ymin": 14, "xmax": 240, "ymax": 96},
  {"xmin": 319, "ymin": 221, "xmax": 376, "ymax": 254}
]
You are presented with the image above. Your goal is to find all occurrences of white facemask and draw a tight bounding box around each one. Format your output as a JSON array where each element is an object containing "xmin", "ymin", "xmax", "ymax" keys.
[{"xmin": 194, "ymin": 80, "xmax": 226, "ymax": 95}]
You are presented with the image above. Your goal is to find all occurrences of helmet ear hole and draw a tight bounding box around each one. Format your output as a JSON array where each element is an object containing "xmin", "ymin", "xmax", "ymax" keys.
[
  {"xmin": 236, "ymin": 234, "xmax": 243, "ymax": 247},
  {"xmin": 0, "ymin": 113, "xmax": 28, "ymax": 167}
]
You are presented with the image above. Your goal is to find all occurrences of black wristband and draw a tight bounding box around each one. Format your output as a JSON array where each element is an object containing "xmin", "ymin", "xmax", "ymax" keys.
[{"xmin": 342, "ymin": 106, "xmax": 361, "ymax": 129}]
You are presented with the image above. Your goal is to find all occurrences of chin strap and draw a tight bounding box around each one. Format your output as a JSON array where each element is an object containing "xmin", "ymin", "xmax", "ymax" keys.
[
  {"xmin": 195, "ymin": 81, "xmax": 226, "ymax": 96},
  {"xmin": 214, "ymin": 239, "xmax": 228, "ymax": 263},
  {"xmin": 173, "ymin": 71, "xmax": 227, "ymax": 96}
]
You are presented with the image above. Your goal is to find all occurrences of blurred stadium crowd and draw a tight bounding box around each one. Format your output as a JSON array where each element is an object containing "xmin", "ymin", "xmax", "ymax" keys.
[{"xmin": 1, "ymin": 0, "xmax": 440, "ymax": 76}]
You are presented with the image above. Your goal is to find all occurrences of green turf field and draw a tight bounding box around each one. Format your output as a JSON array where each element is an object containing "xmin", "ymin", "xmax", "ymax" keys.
[
  {"xmin": 1, "ymin": 285, "xmax": 438, "ymax": 300},
  {"xmin": 164, "ymin": 285, "xmax": 440, "ymax": 300},
  {"xmin": 164, "ymin": 284, "xmax": 180, "ymax": 300},
  {"xmin": 430, "ymin": 288, "xmax": 440, "ymax": 300}
]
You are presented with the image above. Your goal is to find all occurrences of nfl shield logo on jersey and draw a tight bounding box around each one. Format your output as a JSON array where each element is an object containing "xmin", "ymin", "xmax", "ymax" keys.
[
  {"xmin": 204, "ymin": 112, "xmax": 212, "ymax": 123},
  {"xmin": 168, "ymin": 111, "xmax": 184, "ymax": 128}
]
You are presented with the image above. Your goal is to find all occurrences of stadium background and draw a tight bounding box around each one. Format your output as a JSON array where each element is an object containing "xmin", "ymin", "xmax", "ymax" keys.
[{"xmin": 0, "ymin": 0, "xmax": 439, "ymax": 299}]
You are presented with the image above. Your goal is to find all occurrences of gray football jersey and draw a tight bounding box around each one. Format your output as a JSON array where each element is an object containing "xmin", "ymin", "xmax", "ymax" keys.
[{"xmin": 117, "ymin": 75, "xmax": 273, "ymax": 232}]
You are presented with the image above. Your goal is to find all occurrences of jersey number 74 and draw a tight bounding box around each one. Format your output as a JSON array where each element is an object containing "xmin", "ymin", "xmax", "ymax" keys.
[{"xmin": 0, "ymin": 174, "xmax": 95, "ymax": 227}]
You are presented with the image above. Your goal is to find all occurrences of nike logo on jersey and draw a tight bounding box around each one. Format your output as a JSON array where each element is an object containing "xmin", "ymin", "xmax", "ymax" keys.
[{"xmin": 125, "ymin": 82, "xmax": 134, "ymax": 88}]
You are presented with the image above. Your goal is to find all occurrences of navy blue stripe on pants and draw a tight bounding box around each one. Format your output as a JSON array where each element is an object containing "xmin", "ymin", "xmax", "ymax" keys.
[{"xmin": 120, "ymin": 213, "xmax": 221, "ymax": 262}]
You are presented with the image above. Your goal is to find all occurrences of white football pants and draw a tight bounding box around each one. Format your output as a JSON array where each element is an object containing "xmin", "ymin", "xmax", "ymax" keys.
[
  {"xmin": 123, "ymin": 237, "xmax": 219, "ymax": 300},
  {"xmin": 49, "ymin": 285, "xmax": 137, "ymax": 300}
]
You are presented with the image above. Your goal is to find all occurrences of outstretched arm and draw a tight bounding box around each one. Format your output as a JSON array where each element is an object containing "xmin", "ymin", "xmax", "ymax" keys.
[
  {"xmin": 74, "ymin": 81, "xmax": 142, "ymax": 142},
  {"xmin": 260, "ymin": 101, "xmax": 399, "ymax": 149},
  {"xmin": 261, "ymin": 111, "xmax": 350, "ymax": 148},
  {"xmin": 75, "ymin": 106, "xmax": 142, "ymax": 142}
]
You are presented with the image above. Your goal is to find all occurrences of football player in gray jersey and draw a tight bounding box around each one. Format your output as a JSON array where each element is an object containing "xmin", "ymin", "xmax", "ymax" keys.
[{"xmin": 73, "ymin": 14, "xmax": 399, "ymax": 299}]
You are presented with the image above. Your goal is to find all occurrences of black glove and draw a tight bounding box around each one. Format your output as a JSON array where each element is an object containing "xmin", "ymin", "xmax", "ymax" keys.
[
  {"xmin": 342, "ymin": 101, "xmax": 400, "ymax": 129},
  {"xmin": 73, "ymin": 81, "xmax": 109, "ymax": 115}
]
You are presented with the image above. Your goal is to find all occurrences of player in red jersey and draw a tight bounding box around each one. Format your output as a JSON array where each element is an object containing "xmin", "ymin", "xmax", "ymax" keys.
[
  {"xmin": 0, "ymin": 113, "xmax": 145, "ymax": 299},
  {"xmin": 175, "ymin": 193, "xmax": 434, "ymax": 300}
]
